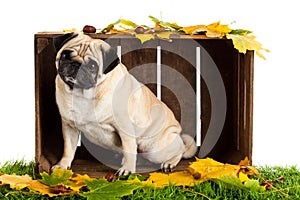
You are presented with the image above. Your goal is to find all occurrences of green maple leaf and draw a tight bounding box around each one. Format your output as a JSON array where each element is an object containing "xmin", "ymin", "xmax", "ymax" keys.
[
  {"xmin": 80, "ymin": 178, "xmax": 142, "ymax": 200},
  {"xmin": 230, "ymin": 29, "xmax": 252, "ymax": 35},
  {"xmin": 213, "ymin": 176, "xmax": 265, "ymax": 191},
  {"xmin": 39, "ymin": 168, "xmax": 73, "ymax": 187}
]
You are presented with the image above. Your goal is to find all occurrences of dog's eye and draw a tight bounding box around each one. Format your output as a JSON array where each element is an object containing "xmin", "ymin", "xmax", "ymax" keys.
[{"xmin": 87, "ymin": 61, "xmax": 98, "ymax": 72}]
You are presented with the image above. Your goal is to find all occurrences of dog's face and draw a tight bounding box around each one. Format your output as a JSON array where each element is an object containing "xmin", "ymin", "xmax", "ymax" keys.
[{"xmin": 54, "ymin": 32, "xmax": 120, "ymax": 89}]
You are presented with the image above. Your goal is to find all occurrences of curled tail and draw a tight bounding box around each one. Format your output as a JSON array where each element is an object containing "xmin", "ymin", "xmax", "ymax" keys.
[{"xmin": 181, "ymin": 134, "xmax": 198, "ymax": 158}]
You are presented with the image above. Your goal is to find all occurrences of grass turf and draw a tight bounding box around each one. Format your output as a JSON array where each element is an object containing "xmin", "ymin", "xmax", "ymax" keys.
[{"xmin": 0, "ymin": 160, "xmax": 299, "ymax": 199}]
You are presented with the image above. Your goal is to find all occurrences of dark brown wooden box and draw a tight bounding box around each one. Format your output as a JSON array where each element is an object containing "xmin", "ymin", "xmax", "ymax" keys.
[{"xmin": 35, "ymin": 32, "xmax": 253, "ymax": 176}]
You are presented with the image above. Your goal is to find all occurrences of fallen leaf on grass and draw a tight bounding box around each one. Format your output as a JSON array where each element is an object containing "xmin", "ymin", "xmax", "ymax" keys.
[
  {"xmin": 213, "ymin": 175, "xmax": 265, "ymax": 192},
  {"xmin": 30, "ymin": 169, "xmax": 94, "ymax": 197},
  {"xmin": 81, "ymin": 178, "xmax": 142, "ymax": 200},
  {"xmin": 188, "ymin": 157, "xmax": 240, "ymax": 181},
  {"xmin": 145, "ymin": 171, "xmax": 199, "ymax": 188},
  {"xmin": 0, "ymin": 174, "xmax": 32, "ymax": 190},
  {"xmin": 40, "ymin": 168, "xmax": 73, "ymax": 187},
  {"xmin": 68, "ymin": 173, "xmax": 94, "ymax": 192},
  {"xmin": 27, "ymin": 180, "xmax": 77, "ymax": 197},
  {"xmin": 144, "ymin": 157, "xmax": 263, "ymax": 191}
]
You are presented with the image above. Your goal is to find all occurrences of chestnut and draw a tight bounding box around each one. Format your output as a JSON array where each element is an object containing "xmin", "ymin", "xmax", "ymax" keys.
[{"xmin": 83, "ymin": 25, "xmax": 96, "ymax": 33}]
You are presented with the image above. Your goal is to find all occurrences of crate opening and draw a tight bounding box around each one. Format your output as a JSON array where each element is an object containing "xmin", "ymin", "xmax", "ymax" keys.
[{"xmin": 35, "ymin": 33, "xmax": 253, "ymax": 176}]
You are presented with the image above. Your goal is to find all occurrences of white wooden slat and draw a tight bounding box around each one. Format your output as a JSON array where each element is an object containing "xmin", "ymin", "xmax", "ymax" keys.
[
  {"xmin": 196, "ymin": 46, "xmax": 201, "ymax": 146},
  {"xmin": 157, "ymin": 46, "xmax": 161, "ymax": 100}
]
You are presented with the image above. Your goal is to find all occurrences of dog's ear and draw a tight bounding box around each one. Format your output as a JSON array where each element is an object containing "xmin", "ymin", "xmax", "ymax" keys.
[
  {"xmin": 101, "ymin": 43, "xmax": 120, "ymax": 74},
  {"xmin": 53, "ymin": 32, "xmax": 77, "ymax": 52}
]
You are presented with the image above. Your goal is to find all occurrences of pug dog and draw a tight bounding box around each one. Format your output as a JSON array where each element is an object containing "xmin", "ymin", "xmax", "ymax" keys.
[{"xmin": 52, "ymin": 32, "xmax": 197, "ymax": 175}]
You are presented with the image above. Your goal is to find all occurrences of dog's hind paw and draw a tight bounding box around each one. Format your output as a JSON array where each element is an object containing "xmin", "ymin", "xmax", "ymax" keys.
[
  {"xmin": 161, "ymin": 154, "xmax": 182, "ymax": 173},
  {"xmin": 161, "ymin": 162, "xmax": 176, "ymax": 173}
]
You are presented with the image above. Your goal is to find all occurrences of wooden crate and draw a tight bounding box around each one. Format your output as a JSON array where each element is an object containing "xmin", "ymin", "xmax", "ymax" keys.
[{"xmin": 35, "ymin": 32, "xmax": 253, "ymax": 176}]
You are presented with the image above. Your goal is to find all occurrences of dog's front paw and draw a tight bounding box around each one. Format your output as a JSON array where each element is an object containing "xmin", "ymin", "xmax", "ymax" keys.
[
  {"xmin": 51, "ymin": 164, "xmax": 70, "ymax": 172},
  {"xmin": 115, "ymin": 167, "xmax": 132, "ymax": 176}
]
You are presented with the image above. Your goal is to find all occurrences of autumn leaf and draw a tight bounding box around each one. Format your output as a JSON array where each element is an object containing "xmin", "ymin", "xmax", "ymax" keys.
[
  {"xmin": 156, "ymin": 31, "xmax": 173, "ymax": 41},
  {"xmin": 230, "ymin": 29, "xmax": 252, "ymax": 35},
  {"xmin": 81, "ymin": 178, "xmax": 142, "ymax": 200},
  {"xmin": 181, "ymin": 25, "xmax": 208, "ymax": 35},
  {"xmin": 187, "ymin": 157, "xmax": 264, "ymax": 191},
  {"xmin": 40, "ymin": 168, "xmax": 73, "ymax": 187},
  {"xmin": 226, "ymin": 33, "xmax": 270, "ymax": 59},
  {"xmin": 206, "ymin": 21, "xmax": 231, "ymax": 38},
  {"xmin": 187, "ymin": 157, "xmax": 239, "ymax": 181},
  {"xmin": 119, "ymin": 19, "xmax": 138, "ymax": 28},
  {"xmin": 69, "ymin": 173, "xmax": 95, "ymax": 192},
  {"xmin": 213, "ymin": 176, "xmax": 265, "ymax": 192},
  {"xmin": 148, "ymin": 15, "xmax": 179, "ymax": 31},
  {"xmin": 0, "ymin": 174, "xmax": 32, "ymax": 190},
  {"xmin": 239, "ymin": 157, "xmax": 259, "ymax": 176},
  {"xmin": 135, "ymin": 33, "xmax": 155, "ymax": 43},
  {"xmin": 145, "ymin": 171, "xmax": 199, "ymax": 188},
  {"xmin": 143, "ymin": 172, "xmax": 169, "ymax": 188},
  {"xmin": 181, "ymin": 21, "xmax": 231, "ymax": 38}
]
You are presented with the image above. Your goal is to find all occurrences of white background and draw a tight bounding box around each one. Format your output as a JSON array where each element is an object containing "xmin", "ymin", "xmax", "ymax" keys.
[{"xmin": 0, "ymin": 0, "xmax": 299, "ymax": 167}]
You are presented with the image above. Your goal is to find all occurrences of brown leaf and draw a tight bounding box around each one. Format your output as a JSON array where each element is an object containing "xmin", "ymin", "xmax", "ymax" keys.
[{"xmin": 28, "ymin": 180, "xmax": 76, "ymax": 197}]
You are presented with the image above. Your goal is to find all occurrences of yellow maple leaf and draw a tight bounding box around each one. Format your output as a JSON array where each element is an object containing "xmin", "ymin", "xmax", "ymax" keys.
[
  {"xmin": 226, "ymin": 33, "xmax": 270, "ymax": 59},
  {"xmin": 143, "ymin": 172, "xmax": 169, "ymax": 188},
  {"xmin": 181, "ymin": 25, "xmax": 207, "ymax": 35},
  {"xmin": 156, "ymin": 31, "xmax": 173, "ymax": 41},
  {"xmin": 238, "ymin": 171, "xmax": 250, "ymax": 182},
  {"xmin": 135, "ymin": 33, "xmax": 155, "ymax": 43},
  {"xmin": 206, "ymin": 21, "xmax": 232, "ymax": 38},
  {"xmin": 182, "ymin": 22, "xmax": 231, "ymax": 38},
  {"xmin": 168, "ymin": 171, "xmax": 199, "ymax": 186},
  {"xmin": 27, "ymin": 180, "xmax": 59, "ymax": 197},
  {"xmin": 0, "ymin": 174, "xmax": 32, "ymax": 190},
  {"xmin": 145, "ymin": 171, "xmax": 198, "ymax": 188},
  {"xmin": 188, "ymin": 158, "xmax": 241, "ymax": 182},
  {"xmin": 69, "ymin": 173, "xmax": 95, "ymax": 192}
]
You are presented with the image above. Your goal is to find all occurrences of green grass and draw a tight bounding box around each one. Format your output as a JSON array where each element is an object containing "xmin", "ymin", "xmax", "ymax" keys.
[{"xmin": 0, "ymin": 161, "xmax": 300, "ymax": 199}]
